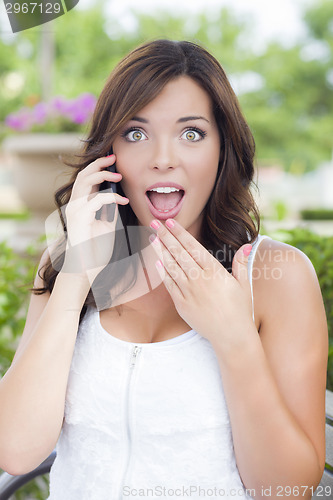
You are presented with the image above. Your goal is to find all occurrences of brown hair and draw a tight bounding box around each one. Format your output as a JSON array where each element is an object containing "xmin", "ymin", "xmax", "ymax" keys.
[{"xmin": 34, "ymin": 39, "xmax": 260, "ymax": 316}]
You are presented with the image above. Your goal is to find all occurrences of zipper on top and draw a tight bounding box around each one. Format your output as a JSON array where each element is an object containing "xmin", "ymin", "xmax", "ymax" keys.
[{"xmin": 117, "ymin": 345, "xmax": 141, "ymax": 500}]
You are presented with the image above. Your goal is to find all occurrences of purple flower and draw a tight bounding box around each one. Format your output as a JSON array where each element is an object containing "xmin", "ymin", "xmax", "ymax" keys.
[
  {"xmin": 72, "ymin": 110, "xmax": 88, "ymax": 124},
  {"xmin": 51, "ymin": 96, "xmax": 66, "ymax": 112},
  {"xmin": 5, "ymin": 108, "xmax": 34, "ymax": 131},
  {"xmin": 33, "ymin": 102, "xmax": 48, "ymax": 125},
  {"xmin": 76, "ymin": 93, "xmax": 97, "ymax": 113},
  {"xmin": 5, "ymin": 93, "xmax": 97, "ymax": 132}
]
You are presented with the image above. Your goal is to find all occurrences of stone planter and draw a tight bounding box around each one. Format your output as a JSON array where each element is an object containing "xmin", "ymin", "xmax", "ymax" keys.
[
  {"xmin": 2, "ymin": 133, "xmax": 82, "ymax": 251},
  {"xmin": 2, "ymin": 133, "xmax": 82, "ymax": 215}
]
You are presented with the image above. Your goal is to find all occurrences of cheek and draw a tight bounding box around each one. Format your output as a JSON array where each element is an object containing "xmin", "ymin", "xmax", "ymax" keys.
[
  {"xmin": 191, "ymin": 149, "xmax": 219, "ymax": 181},
  {"xmin": 114, "ymin": 146, "xmax": 147, "ymax": 178},
  {"xmin": 113, "ymin": 152, "xmax": 130, "ymax": 176}
]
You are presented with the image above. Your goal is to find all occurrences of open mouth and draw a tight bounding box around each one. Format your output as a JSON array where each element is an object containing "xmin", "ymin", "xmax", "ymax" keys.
[
  {"xmin": 145, "ymin": 188, "xmax": 185, "ymax": 220},
  {"xmin": 146, "ymin": 189, "xmax": 184, "ymax": 212}
]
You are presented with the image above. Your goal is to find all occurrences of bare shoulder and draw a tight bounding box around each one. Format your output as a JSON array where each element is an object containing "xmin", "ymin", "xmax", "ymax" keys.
[
  {"xmin": 254, "ymin": 237, "xmax": 317, "ymax": 280},
  {"xmin": 252, "ymin": 237, "xmax": 324, "ymax": 332}
]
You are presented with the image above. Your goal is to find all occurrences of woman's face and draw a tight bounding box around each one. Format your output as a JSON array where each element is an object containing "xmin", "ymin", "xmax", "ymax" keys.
[{"xmin": 112, "ymin": 76, "xmax": 221, "ymax": 238}]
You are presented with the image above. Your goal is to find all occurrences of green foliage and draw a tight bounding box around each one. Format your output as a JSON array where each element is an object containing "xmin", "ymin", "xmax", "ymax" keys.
[
  {"xmin": 0, "ymin": 241, "xmax": 37, "ymax": 375},
  {"xmin": 242, "ymin": 36, "xmax": 333, "ymax": 170},
  {"xmin": 275, "ymin": 227, "xmax": 333, "ymax": 390},
  {"xmin": 300, "ymin": 208, "xmax": 333, "ymax": 220},
  {"xmin": 0, "ymin": 1, "xmax": 332, "ymax": 170},
  {"xmin": 272, "ymin": 200, "xmax": 289, "ymax": 221},
  {"xmin": 0, "ymin": 242, "xmax": 45, "ymax": 498},
  {"xmin": 304, "ymin": 0, "xmax": 333, "ymax": 43}
]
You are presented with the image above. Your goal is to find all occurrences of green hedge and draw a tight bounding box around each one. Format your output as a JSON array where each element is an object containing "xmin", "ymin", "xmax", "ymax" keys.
[
  {"xmin": 300, "ymin": 208, "xmax": 333, "ymax": 220},
  {"xmin": 0, "ymin": 242, "xmax": 37, "ymax": 375},
  {"xmin": 0, "ymin": 241, "xmax": 47, "ymax": 499}
]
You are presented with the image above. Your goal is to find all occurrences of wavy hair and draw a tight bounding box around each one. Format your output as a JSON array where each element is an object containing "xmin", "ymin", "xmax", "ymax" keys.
[{"xmin": 34, "ymin": 39, "xmax": 260, "ymax": 317}]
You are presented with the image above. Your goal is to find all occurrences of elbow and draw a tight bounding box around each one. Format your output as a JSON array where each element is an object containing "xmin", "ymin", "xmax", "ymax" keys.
[
  {"xmin": 0, "ymin": 454, "xmax": 30, "ymax": 476},
  {"xmin": 307, "ymin": 443, "xmax": 326, "ymax": 490},
  {"xmin": 0, "ymin": 452, "xmax": 39, "ymax": 476},
  {"xmin": 312, "ymin": 458, "xmax": 325, "ymax": 490},
  {"xmin": 1, "ymin": 455, "xmax": 46, "ymax": 477},
  {"xmin": 0, "ymin": 443, "xmax": 54, "ymax": 476},
  {"xmin": 0, "ymin": 462, "xmax": 28, "ymax": 477}
]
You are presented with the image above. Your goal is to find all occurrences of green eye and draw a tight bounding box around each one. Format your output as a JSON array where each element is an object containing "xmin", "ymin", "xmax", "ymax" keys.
[
  {"xmin": 181, "ymin": 128, "xmax": 206, "ymax": 142},
  {"xmin": 132, "ymin": 131, "xmax": 143, "ymax": 141},
  {"xmin": 122, "ymin": 128, "xmax": 147, "ymax": 142},
  {"xmin": 185, "ymin": 130, "xmax": 196, "ymax": 141}
]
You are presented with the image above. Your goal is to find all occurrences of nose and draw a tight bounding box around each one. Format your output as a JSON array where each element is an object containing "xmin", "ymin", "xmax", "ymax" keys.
[{"xmin": 149, "ymin": 138, "xmax": 179, "ymax": 171}]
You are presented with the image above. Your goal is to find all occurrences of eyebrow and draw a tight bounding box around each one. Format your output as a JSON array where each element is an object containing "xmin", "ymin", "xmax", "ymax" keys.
[{"xmin": 130, "ymin": 115, "xmax": 210, "ymax": 124}]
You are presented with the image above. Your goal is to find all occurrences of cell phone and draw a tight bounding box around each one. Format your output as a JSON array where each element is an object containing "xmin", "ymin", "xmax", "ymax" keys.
[{"xmin": 96, "ymin": 151, "xmax": 117, "ymax": 221}]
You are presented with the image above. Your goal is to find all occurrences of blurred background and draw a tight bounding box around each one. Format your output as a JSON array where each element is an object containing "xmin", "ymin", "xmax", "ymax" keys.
[
  {"xmin": 1, "ymin": 0, "xmax": 333, "ymax": 235},
  {"xmin": 0, "ymin": 0, "xmax": 332, "ymax": 496}
]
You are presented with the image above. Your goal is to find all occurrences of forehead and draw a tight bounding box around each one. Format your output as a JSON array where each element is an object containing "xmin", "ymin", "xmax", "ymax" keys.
[{"xmin": 134, "ymin": 76, "xmax": 214, "ymax": 121}]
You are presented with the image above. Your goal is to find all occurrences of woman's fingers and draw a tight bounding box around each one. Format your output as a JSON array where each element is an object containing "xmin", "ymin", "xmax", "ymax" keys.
[
  {"xmin": 150, "ymin": 218, "xmax": 219, "ymax": 275},
  {"xmin": 85, "ymin": 170, "xmax": 122, "ymax": 192},
  {"xmin": 66, "ymin": 192, "xmax": 128, "ymax": 223},
  {"xmin": 80, "ymin": 154, "xmax": 117, "ymax": 176},
  {"xmin": 150, "ymin": 234, "xmax": 187, "ymax": 297},
  {"xmin": 71, "ymin": 155, "xmax": 120, "ymax": 199},
  {"xmin": 88, "ymin": 192, "xmax": 129, "ymax": 214},
  {"xmin": 231, "ymin": 244, "xmax": 252, "ymax": 285}
]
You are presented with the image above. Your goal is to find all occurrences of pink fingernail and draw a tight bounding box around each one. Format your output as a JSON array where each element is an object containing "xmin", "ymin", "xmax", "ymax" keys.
[
  {"xmin": 166, "ymin": 219, "xmax": 175, "ymax": 228},
  {"xmin": 150, "ymin": 220, "xmax": 161, "ymax": 230},
  {"xmin": 243, "ymin": 244, "xmax": 252, "ymax": 257}
]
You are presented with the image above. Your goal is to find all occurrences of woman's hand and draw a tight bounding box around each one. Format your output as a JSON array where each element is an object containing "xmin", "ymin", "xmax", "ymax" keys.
[
  {"xmin": 149, "ymin": 218, "xmax": 255, "ymax": 348},
  {"xmin": 62, "ymin": 154, "xmax": 129, "ymax": 280}
]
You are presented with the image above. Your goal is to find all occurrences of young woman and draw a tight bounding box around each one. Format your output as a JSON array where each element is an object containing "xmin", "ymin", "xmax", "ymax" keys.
[{"xmin": 0, "ymin": 40, "xmax": 328, "ymax": 500}]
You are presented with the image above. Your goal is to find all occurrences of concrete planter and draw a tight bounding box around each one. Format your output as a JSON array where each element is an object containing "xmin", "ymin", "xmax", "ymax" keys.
[
  {"xmin": 2, "ymin": 133, "xmax": 82, "ymax": 252},
  {"xmin": 2, "ymin": 133, "xmax": 82, "ymax": 216}
]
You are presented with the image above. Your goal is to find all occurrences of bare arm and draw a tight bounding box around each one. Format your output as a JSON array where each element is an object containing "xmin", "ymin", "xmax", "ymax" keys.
[{"xmin": 212, "ymin": 240, "xmax": 328, "ymax": 499}]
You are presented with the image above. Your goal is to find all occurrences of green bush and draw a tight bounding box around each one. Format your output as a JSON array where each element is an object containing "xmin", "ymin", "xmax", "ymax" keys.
[
  {"xmin": 300, "ymin": 208, "xmax": 333, "ymax": 220},
  {"xmin": 0, "ymin": 241, "xmax": 38, "ymax": 375},
  {"xmin": 0, "ymin": 241, "xmax": 46, "ymax": 498},
  {"xmin": 274, "ymin": 227, "xmax": 333, "ymax": 390}
]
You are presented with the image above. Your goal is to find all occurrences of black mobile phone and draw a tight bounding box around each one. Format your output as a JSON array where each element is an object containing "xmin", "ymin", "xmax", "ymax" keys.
[{"xmin": 96, "ymin": 151, "xmax": 117, "ymax": 221}]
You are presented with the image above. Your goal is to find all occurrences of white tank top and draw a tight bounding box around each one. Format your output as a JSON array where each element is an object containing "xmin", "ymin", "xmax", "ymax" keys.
[{"xmin": 47, "ymin": 235, "xmax": 270, "ymax": 500}]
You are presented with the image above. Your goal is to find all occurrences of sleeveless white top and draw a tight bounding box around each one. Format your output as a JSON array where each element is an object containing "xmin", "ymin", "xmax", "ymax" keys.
[{"xmin": 47, "ymin": 235, "xmax": 270, "ymax": 500}]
